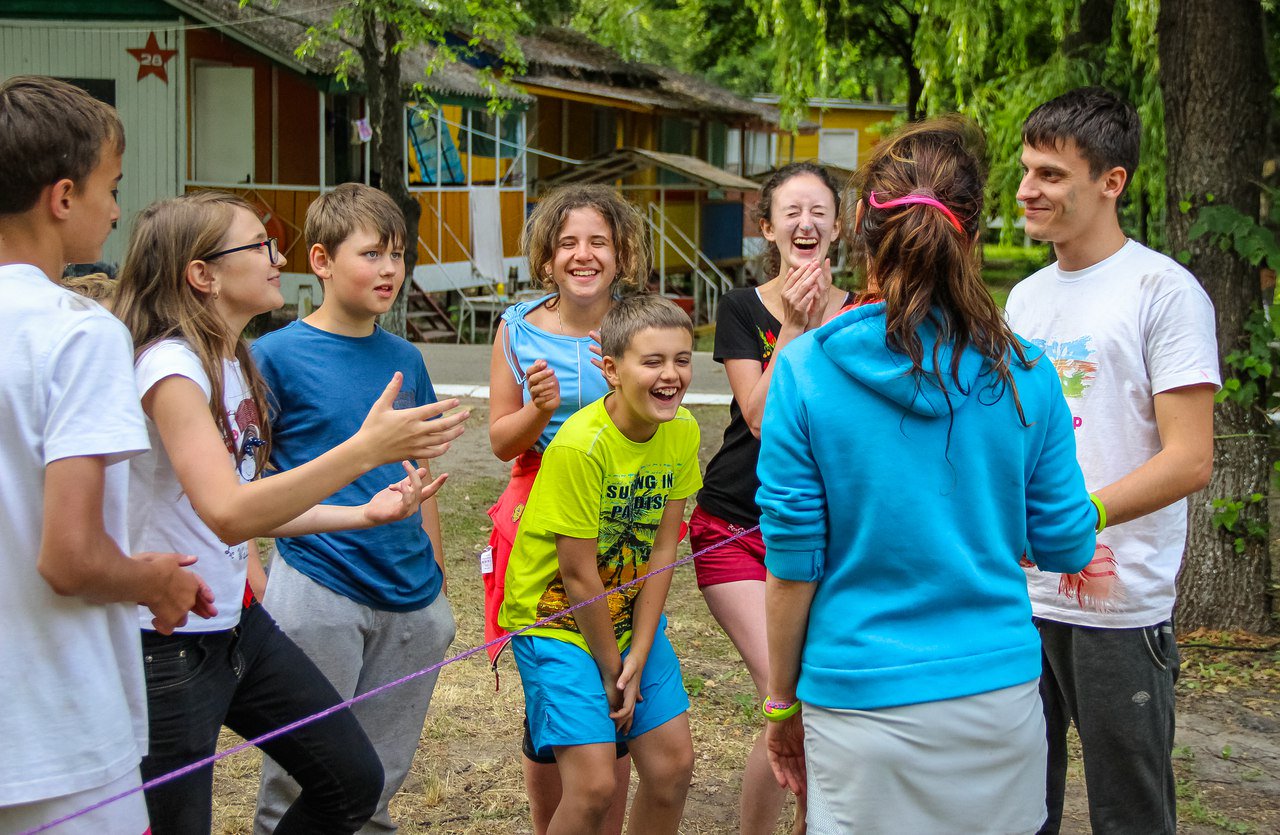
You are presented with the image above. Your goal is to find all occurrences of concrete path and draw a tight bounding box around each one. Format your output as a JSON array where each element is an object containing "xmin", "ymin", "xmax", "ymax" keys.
[{"xmin": 416, "ymin": 342, "xmax": 733, "ymax": 405}]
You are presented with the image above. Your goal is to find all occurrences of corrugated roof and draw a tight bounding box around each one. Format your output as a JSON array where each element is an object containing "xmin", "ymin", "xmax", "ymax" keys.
[{"xmin": 537, "ymin": 147, "xmax": 760, "ymax": 191}]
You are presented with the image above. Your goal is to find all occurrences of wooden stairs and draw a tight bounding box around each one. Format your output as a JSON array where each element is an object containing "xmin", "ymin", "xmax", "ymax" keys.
[{"xmin": 405, "ymin": 286, "xmax": 458, "ymax": 343}]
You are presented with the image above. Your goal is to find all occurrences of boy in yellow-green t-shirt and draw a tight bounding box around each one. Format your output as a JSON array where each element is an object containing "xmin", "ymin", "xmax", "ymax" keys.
[{"xmin": 499, "ymin": 294, "xmax": 701, "ymax": 834}]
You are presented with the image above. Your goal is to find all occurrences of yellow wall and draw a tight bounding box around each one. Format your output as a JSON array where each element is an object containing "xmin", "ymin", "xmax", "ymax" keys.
[{"xmin": 790, "ymin": 106, "xmax": 899, "ymax": 169}]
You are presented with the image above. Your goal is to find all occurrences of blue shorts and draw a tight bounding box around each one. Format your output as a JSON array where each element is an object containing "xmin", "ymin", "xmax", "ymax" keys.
[{"xmin": 511, "ymin": 616, "xmax": 689, "ymax": 757}]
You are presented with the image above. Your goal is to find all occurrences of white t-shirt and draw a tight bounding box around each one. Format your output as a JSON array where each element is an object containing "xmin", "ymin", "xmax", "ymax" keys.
[
  {"xmin": 1006, "ymin": 240, "xmax": 1220, "ymax": 627},
  {"xmin": 0, "ymin": 264, "xmax": 150, "ymax": 805},
  {"xmin": 131, "ymin": 340, "xmax": 257, "ymax": 632}
]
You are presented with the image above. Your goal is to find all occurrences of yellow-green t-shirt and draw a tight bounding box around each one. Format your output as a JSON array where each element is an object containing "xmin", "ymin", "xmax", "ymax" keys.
[{"xmin": 498, "ymin": 395, "xmax": 702, "ymax": 652}]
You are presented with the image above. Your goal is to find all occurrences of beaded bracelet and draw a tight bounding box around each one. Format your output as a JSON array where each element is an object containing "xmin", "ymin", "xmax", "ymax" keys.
[{"xmin": 761, "ymin": 697, "xmax": 801, "ymax": 722}]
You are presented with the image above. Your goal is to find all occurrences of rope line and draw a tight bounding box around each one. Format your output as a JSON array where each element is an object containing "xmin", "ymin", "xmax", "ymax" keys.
[{"xmin": 20, "ymin": 523, "xmax": 761, "ymax": 835}]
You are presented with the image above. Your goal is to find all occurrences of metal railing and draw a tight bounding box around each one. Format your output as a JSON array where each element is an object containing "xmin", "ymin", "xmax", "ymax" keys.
[{"xmin": 645, "ymin": 202, "xmax": 734, "ymax": 324}]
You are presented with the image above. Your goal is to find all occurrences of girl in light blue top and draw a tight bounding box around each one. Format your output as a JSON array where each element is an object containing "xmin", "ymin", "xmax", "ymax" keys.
[
  {"xmin": 484, "ymin": 184, "xmax": 649, "ymax": 835},
  {"xmin": 757, "ymin": 117, "xmax": 1099, "ymax": 834}
]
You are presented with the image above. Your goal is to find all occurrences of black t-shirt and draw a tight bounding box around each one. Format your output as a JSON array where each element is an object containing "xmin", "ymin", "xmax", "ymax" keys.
[{"xmin": 697, "ymin": 287, "xmax": 782, "ymax": 528}]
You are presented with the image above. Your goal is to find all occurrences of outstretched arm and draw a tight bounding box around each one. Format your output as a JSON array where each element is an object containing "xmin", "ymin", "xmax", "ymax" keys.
[{"xmin": 146, "ymin": 372, "xmax": 465, "ymax": 545}]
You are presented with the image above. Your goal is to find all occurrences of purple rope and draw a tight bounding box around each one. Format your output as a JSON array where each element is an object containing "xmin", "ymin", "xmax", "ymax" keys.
[{"xmin": 21, "ymin": 524, "xmax": 760, "ymax": 834}]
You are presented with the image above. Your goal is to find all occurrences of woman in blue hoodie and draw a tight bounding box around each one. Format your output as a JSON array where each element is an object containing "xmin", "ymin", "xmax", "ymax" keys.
[{"xmin": 755, "ymin": 117, "xmax": 1099, "ymax": 834}]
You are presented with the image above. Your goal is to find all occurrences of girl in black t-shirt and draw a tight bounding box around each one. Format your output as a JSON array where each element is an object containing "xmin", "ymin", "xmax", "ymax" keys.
[{"xmin": 691, "ymin": 163, "xmax": 852, "ymax": 834}]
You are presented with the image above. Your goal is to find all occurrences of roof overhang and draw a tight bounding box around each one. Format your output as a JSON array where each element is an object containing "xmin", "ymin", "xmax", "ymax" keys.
[{"xmin": 538, "ymin": 147, "xmax": 759, "ymax": 192}]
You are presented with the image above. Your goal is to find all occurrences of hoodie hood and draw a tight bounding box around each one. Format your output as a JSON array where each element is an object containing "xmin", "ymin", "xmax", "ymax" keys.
[{"xmin": 812, "ymin": 301, "xmax": 1035, "ymax": 418}]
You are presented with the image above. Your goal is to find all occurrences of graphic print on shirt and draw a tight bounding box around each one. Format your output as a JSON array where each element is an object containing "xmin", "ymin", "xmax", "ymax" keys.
[
  {"xmin": 1031, "ymin": 335, "xmax": 1097, "ymax": 399},
  {"xmin": 224, "ymin": 397, "xmax": 263, "ymax": 481},
  {"xmin": 757, "ymin": 326, "xmax": 777, "ymax": 369},
  {"xmin": 535, "ymin": 465, "xmax": 676, "ymax": 640}
]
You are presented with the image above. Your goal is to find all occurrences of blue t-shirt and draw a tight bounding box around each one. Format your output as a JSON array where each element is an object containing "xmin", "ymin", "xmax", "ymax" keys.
[
  {"xmin": 252, "ymin": 320, "xmax": 444, "ymax": 611},
  {"xmin": 500, "ymin": 293, "xmax": 610, "ymax": 452}
]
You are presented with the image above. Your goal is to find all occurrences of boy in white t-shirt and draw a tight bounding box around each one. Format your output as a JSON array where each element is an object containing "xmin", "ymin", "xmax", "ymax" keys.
[
  {"xmin": 0, "ymin": 76, "xmax": 214, "ymax": 834},
  {"xmin": 1006, "ymin": 87, "xmax": 1220, "ymax": 834}
]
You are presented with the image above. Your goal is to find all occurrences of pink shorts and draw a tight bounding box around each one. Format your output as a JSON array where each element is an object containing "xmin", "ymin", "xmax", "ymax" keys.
[{"xmin": 689, "ymin": 505, "xmax": 766, "ymax": 588}]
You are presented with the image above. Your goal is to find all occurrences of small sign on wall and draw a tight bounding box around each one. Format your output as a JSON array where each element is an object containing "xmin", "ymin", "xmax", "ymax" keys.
[{"xmin": 127, "ymin": 32, "xmax": 177, "ymax": 83}]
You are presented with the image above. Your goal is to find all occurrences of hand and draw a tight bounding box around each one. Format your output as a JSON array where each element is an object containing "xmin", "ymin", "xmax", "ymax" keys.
[
  {"xmin": 765, "ymin": 711, "xmax": 807, "ymax": 797},
  {"xmin": 136, "ymin": 552, "xmax": 218, "ymax": 634},
  {"xmin": 609, "ymin": 655, "xmax": 644, "ymax": 735},
  {"xmin": 524, "ymin": 360, "xmax": 561, "ymax": 413},
  {"xmin": 588, "ymin": 329, "xmax": 604, "ymax": 371},
  {"xmin": 780, "ymin": 261, "xmax": 823, "ymax": 331},
  {"xmin": 806, "ymin": 259, "xmax": 835, "ymax": 330},
  {"xmin": 357, "ymin": 373, "xmax": 469, "ymax": 465},
  {"xmin": 362, "ymin": 461, "xmax": 448, "ymax": 525}
]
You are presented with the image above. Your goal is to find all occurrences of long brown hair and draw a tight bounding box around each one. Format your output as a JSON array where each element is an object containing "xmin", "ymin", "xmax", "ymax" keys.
[
  {"xmin": 853, "ymin": 115, "xmax": 1033, "ymax": 422},
  {"xmin": 115, "ymin": 191, "xmax": 273, "ymax": 477}
]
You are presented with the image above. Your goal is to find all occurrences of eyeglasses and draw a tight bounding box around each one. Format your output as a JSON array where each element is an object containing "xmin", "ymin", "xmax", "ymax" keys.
[{"xmin": 203, "ymin": 237, "xmax": 279, "ymax": 263}]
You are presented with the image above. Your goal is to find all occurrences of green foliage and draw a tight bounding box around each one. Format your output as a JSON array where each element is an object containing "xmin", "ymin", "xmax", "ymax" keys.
[
  {"xmin": 982, "ymin": 243, "xmax": 1051, "ymax": 271},
  {"xmin": 1210, "ymin": 494, "xmax": 1269, "ymax": 555},
  {"xmin": 1187, "ymin": 188, "xmax": 1280, "ymax": 273}
]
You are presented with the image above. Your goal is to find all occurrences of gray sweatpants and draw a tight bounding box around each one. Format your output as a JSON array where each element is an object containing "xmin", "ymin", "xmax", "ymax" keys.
[{"xmin": 253, "ymin": 556, "xmax": 456, "ymax": 835}]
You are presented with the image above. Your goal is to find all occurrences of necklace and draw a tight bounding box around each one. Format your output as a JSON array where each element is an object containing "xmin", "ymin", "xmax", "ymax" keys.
[{"xmin": 556, "ymin": 303, "xmax": 565, "ymax": 334}]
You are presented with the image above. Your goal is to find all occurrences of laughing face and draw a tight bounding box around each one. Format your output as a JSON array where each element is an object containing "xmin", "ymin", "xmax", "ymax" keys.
[
  {"xmin": 549, "ymin": 207, "xmax": 618, "ymax": 305},
  {"xmin": 761, "ymin": 172, "xmax": 841, "ymax": 274},
  {"xmin": 603, "ymin": 326, "xmax": 694, "ymax": 442}
]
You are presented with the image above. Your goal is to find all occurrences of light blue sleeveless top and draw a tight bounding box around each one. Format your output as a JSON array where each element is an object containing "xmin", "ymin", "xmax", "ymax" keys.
[{"xmin": 500, "ymin": 293, "xmax": 609, "ymax": 452}]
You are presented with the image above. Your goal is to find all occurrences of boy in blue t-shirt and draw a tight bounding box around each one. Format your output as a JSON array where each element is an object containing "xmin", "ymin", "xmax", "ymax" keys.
[
  {"xmin": 499, "ymin": 294, "xmax": 701, "ymax": 834},
  {"xmin": 252, "ymin": 184, "xmax": 461, "ymax": 833}
]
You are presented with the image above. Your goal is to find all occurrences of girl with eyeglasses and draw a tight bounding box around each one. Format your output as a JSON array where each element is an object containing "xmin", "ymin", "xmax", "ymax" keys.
[{"xmin": 113, "ymin": 190, "xmax": 468, "ymax": 834}]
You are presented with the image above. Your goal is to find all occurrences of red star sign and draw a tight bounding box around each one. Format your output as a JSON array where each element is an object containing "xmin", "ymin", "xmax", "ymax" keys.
[{"xmin": 127, "ymin": 32, "xmax": 177, "ymax": 83}]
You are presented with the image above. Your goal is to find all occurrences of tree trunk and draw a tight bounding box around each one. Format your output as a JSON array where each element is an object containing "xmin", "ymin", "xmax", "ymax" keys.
[
  {"xmin": 1062, "ymin": 0, "xmax": 1117, "ymax": 58},
  {"xmin": 359, "ymin": 13, "xmax": 421, "ymax": 339},
  {"xmin": 1159, "ymin": 0, "xmax": 1273, "ymax": 631}
]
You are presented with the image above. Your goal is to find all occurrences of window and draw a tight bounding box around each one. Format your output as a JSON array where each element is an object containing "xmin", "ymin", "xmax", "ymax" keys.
[
  {"xmin": 192, "ymin": 65, "xmax": 255, "ymax": 183},
  {"xmin": 818, "ymin": 129, "xmax": 859, "ymax": 169}
]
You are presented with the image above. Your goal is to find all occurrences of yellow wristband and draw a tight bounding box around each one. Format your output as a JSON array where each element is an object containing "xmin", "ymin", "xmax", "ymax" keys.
[
  {"xmin": 1089, "ymin": 493, "xmax": 1107, "ymax": 534},
  {"xmin": 761, "ymin": 697, "xmax": 801, "ymax": 722}
]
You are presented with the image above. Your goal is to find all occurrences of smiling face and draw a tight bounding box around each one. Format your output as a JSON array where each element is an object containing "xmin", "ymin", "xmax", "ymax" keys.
[
  {"xmin": 206, "ymin": 206, "xmax": 285, "ymax": 321},
  {"xmin": 63, "ymin": 146, "xmax": 123, "ymax": 265},
  {"xmin": 314, "ymin": 226, "xmax": 405, "ymax": 323},
  {"xmin": 761, "ymin": 172, "xmax": 841, "ymax": 274},
  {"xmin": 1017, "ymin": 139, "xmax": 1123, "ymax": 249},
  {"xmin": 603, "ymin": 325, "xmax": 694, "ymax": 442},
  {"xmin": 549, "ymin": 207, "xmax": 618, "ymax": 305}
]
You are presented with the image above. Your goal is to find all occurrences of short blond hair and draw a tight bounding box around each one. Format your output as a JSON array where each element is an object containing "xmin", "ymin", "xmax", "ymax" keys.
[
  {"xmin": 600, "ymin": 293, "xmax": 693, "ymax": 359},
  {"xmin": 305, "ymin": 183, "xmax": 406, "ymax": 256},
  {"xmin": 60, "ymin": 272, "xmax": 118, "ymax": 305}
]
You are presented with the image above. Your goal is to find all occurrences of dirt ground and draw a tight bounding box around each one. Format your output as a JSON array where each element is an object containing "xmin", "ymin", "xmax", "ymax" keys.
[{"xmin": 207, "ymin": 400, "xmax": 1280, "ymax": 834}]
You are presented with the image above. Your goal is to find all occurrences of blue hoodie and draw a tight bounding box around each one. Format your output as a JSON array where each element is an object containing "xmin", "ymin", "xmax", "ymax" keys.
[{"xmin": 757, "ymin": 301, "xmax": 1095, "ymax": 711}]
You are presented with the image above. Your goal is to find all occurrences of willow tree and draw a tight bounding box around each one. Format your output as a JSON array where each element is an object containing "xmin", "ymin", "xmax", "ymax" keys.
[{"xmin": 748, "ymin": 0, "xmax": 1277, "ymax": 630}]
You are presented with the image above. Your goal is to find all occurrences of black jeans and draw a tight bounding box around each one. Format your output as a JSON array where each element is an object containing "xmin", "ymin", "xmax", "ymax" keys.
[
  {"xmin": 1036, "ymin": 618, "xmax": 1179, "ymax": 835},
  {"xmin": 140, "ymin": 602, "xmax": 383, "ymax": 835}
]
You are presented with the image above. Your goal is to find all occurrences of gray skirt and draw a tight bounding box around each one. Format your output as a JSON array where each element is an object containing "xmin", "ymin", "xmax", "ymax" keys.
[{"xmin": 803, "ymin": 680, "xmax": 1047, "ymax": 835}]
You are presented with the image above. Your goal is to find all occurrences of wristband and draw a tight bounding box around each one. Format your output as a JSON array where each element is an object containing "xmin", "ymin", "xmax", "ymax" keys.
[
  {"xmin": 1089, "ymin": 493, "xmax": 1107, "ymax": 534},
  {"xmin": 761, "ymin": 697, "xmax": 801, "ymax": 722}
]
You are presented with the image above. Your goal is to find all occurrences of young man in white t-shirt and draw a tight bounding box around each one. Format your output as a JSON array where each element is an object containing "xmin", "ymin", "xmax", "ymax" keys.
[
  {"xmin": 1006, "ymin": 87, "xmax": 1220, "ymax": 834},
  {"xmin": 0, "ymin": 76, "xmax": 214, "ymax": 834}
]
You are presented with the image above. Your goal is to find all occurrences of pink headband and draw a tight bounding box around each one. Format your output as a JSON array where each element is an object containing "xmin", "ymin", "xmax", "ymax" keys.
[{"xmin": 867, "ymin": 190, "xmax": 966, "ymax": 234}]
